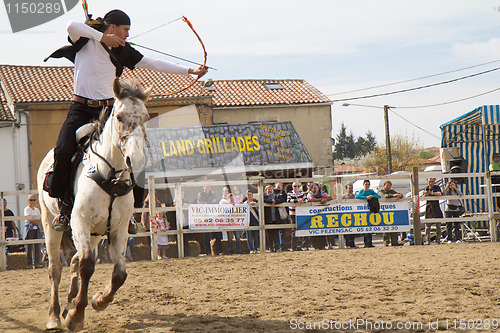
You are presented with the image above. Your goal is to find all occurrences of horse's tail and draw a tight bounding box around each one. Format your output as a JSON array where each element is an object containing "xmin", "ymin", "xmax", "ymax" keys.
[{"xmin": 61, "ymin": 229, "xmax": 76, "ymax": 256}]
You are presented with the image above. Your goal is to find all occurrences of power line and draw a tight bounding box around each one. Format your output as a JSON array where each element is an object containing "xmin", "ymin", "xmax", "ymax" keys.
[
  {"xmin": 388, "ymin": 109, "xmax": 441, "ymax": 140},
  {"xmin": 394, "ymin": 87, "xmax": 500, "ymax": 109},
  {"xmin": 330, "ymin": 66, "xmax": 500, "ymax": 102},
  {"xmin": 340, "ymin": 103, "xmax": 441, "ymax": 139},
  {"xmin": 328, "ymin": 59, "xmax": 500, "ymax": 96}
]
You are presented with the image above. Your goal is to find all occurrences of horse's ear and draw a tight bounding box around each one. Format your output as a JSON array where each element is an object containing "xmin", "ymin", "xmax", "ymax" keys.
[
  {"xmin": 113, "ymin": 78, "xmax": 122, "ymax": 99},
  {"xmin": 142, "ymin": 85, "xmax": 153, "ymax": 101}
]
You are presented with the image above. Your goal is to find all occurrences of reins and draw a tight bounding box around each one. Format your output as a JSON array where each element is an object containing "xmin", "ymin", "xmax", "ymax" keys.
[{"xmin": 86, "ymin": 106, "xmax": 139, "ymax": 243}]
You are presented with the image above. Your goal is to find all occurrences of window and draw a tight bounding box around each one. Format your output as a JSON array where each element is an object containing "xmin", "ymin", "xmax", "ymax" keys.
[{"xmin": 264, "ymin": 82, "xmax": 284, "ymax": 90}]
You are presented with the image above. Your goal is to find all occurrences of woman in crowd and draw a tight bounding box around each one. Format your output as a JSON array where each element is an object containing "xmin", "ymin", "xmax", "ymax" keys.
[
  {"xmin": 243, "ymin": 190, "xmax": 260, "ymax": 253},
  {"xmin": 443, "ymin": 181, "xmax": 463, "ymax": 243}
]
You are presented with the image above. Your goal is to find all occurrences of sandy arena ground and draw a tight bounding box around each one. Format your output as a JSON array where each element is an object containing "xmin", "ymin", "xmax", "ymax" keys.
[{"xmin": 0, "ymin": 242, "xmax": 499, "ymax": 332}]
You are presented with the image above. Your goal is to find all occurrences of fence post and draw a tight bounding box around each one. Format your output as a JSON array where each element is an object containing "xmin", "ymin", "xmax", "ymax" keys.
[
  {"xmin": 174, "ymin": 183, "xmax": 185, "ymax": 258},
  {"xmin": 335, "ymin": 178, "xmax": 345, "ymax": 249},
  {"xmin": 411, "ymin": 167, "xmax": 423, "ymax": 246},
  {"xmin": 147, "ymin": 175, "xmax": 158, "ymax": 261},
  {"xmin": 0, "ymin": 192, "xmax": 6, "ymax": 271},
  {"xmin": 257, "ymin": 178, "xmax": 266, "ymax": 253},
  {"xmin": 485, "ymin": 171, "xmax": 498, "ymax": 242}
]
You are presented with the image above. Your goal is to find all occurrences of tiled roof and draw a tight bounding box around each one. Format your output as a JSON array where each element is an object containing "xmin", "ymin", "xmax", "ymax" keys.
[
  {"xmin": 0, "ymin": 65, "xmax": 209, "ymax": 104},
  {"xmin": 0, "ymin": 85, "xmax": 15, "ymax": 122},
  {"xmin": 206, "ymin": 79, "xmax": 331, "ymax": 107},
  {"xmin": 0, "ymin": 64, "xmax": 330, "ymax": 110}
]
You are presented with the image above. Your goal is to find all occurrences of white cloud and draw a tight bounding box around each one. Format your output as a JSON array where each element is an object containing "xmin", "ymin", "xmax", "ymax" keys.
[{"xmin": 453, "ymin": 38, "xmax": 500, "ymax": 61}]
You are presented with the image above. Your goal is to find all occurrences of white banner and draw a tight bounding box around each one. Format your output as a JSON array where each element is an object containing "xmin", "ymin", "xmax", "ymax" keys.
[
  {"xmin": 188, "ymin": 204, "xmax": 249, "ymax": 229},
  {"xmin": 295, "ymin": 201, "xmax": 411, "ymax": 237}
]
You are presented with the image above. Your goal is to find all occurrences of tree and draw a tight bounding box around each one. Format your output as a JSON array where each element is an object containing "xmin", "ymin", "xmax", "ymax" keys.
[
  {"xmin": 364, "ymin": 130, "xmax": 377, "ymax": 152},
  {"xmin": 353, "ymin": 130, "xmax": 377, "ymax": 157},
  {"xmin": 334, "ymin": 123, "xmax": 355, "ymax": 159},
  {"xmin": 361, "ymin": 134, "xmax": 424, "ymax": 175},
  {"xmin": 334, "ymin": 124, "xmax": 377, "ymax": 159}
]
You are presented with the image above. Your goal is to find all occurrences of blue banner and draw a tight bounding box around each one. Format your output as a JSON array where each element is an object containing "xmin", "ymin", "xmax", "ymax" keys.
[{"xmin": 295, "ymin": 201, "xmax": 411, "ymax": 236}]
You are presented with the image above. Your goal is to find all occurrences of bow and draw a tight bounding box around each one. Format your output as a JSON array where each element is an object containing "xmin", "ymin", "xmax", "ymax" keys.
[{"xmin": 147, "ymin": 16, "xmax": 208, "ymax": 98}]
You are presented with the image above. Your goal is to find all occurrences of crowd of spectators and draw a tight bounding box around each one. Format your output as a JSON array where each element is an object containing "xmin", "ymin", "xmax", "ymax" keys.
[{"xmin": 1, "ymin": 173, "xmax": 470, "ymax": 268}]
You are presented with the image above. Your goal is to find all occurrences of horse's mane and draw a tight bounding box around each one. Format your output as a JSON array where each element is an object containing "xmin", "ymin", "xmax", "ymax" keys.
[
  {"xmin": 96, "ymin": 78, "xmax": 149, "ymax": 135},
  {"xmin": 115, "ymin": 78, "xmax": 150, "ymax": 102}
]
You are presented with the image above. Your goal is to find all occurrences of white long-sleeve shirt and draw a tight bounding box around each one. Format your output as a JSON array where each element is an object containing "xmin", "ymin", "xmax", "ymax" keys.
[{"xmin": 67, "ymin": 21, "xmax": 189, "ymax": 100}]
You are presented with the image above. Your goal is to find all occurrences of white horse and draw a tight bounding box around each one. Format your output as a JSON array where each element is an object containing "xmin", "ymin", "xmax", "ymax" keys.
[{"xmin": 37, "ymin": 78, "xmax": 151, "ymax": 331}]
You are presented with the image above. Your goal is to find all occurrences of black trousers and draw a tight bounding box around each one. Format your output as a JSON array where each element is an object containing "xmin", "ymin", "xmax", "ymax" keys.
[
  {"xmin": 50, "ymin": 101, "xmax": 145, "ymax": 208},
  {"xmin": 49, "ymin": 102, "xmax": 105, "ymax": 200}
]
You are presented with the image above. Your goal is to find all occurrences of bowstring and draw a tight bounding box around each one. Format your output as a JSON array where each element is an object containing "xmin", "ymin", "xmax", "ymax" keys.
[{"xmin": 128, "ymin": 17, "xmax": 183, "ymax": 41}]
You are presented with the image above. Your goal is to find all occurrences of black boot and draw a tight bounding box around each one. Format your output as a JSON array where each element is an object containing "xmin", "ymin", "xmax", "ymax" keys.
[{"xmin": 53, "ymin": 200, "xmax": 71, "ymax": 232}]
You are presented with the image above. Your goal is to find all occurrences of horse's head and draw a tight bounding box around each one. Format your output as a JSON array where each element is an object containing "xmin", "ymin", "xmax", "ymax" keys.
[{"xmin": 111, "ymin": 78, "xmax": 152, "ymax": 173}]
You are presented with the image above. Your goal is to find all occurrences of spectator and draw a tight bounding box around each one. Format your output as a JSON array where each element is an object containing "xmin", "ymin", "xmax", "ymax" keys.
[
  {"xmin": 126, "ymin": 236, "xmax": 135, "ymax": 262},
  {"xmin": 196, "ymin": 185, "xmax": 219, "ymax": 255},
  {"xmin": 489, "ymin": 152, "xmax": 500, "ymax": 171},
  {"xmin": 274, "ymin": 182, "xmax": 289, "ymax": 251},
  {"xmin": 342, "ymin": 184, "xmax": 357, "ymax": 248},
  {"xmin": 287, "ymin": 182, "xmax": 307, "ymax": 251},
  {"xmin": 232, "ymin": 186, "xmax": 244, "ymax": 204},
  {"xmin": 489, "ymin": 152, "xmax": 500, "ymax": 209},
  {"xmin": 24, "ymin": 194, "xmax": 42, "ymax": 268},
  {"xmin": 354, "ymin": 180, "xmax": 380, "ymax": 248},
  {"xmin": 153, "ymin": 210, "xmax": 169, "ymax": 259},
  {"xmin": 378, "ymin": 180, "xmax": 403, "ymax": 247},
  {"xmin": 443, "ymin": 181, "xmax": 463, "ymax": 244},
  {"xmin": 220, "ymin": 193, "xmax": 243, "ymax": 254},
  {"xmin": 422, "ymin": 177, "xmax": 443, "ymax": 244},
  {"xmin": 307, "ymin": 183, "xmax": 332, "ymax": 205},
  {"xmin": 264, "ymin": 185, "xmax": 282, "ymax": 252},
  {"xmin": 2, "ymin": 198, "xmax": 18, "ymax": 239},
  {"xmin": 243, "ymin": 191, "xmax": 259, "ymax": 254},
  {"xmin": 141, "ymin": 195, "xmax": 160, "ymax": 232},
  {"xmin": 307, "ymin": 183, "xmax": 333, "ymax": 250}
]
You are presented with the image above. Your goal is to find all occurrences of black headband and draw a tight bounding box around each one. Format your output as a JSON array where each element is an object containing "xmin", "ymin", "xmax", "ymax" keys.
[{"xmin": 103, "ymin": 9, "xmax": 131, "ymax": 26}]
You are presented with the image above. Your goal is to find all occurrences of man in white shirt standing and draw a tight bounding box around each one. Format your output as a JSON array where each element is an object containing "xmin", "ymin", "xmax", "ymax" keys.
[
  {"xmin": 46, "ymin": 9, "xmax": 208, "ymax": 231},
  {"xmin": 24, "ymin": 194, "xmax": 42, "ymax": 268}
]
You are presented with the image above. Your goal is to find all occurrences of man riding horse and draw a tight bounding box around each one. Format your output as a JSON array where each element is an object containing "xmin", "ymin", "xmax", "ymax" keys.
[{"xmin": 45, "ymin": 8, "xmax": 208, "ymax": 231}]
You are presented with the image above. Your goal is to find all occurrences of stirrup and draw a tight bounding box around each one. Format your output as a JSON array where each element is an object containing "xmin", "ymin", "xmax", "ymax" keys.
[{"xmin": 52, "ymin": 214, "xmax": 70, "ymax": 232}]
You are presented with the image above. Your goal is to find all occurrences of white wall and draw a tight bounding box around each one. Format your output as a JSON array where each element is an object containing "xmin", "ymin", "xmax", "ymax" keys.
[{"xmin": 0, "ymin": 113, "xmax": 31, "ymax": 236}]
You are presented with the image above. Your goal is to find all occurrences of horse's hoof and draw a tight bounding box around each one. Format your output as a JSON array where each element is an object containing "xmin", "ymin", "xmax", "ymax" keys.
[
  {"xmin": 64, "ymin": 310, "xmax": 84, "ymax": 332},
  {"xmin": 45, "ymin": 318, "xmax": 62, "ymax": 330},
  {"xmin": 91, "ymin": 292, "xmax": 109, "ymax": 312}
]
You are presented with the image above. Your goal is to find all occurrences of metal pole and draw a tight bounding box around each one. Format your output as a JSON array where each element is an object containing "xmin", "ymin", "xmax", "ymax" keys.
[{"xmin": 384, "ymin": 105, "xmax": 393, "ymax": 174}]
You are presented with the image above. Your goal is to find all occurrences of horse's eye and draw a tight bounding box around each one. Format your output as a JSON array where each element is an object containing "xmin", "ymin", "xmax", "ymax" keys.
[{"xmin": 116, "ymin": 114, "xmax": 123, "ymax": 122}]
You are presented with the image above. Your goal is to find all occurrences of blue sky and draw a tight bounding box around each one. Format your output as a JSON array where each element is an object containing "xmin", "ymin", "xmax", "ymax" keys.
[{"xmin": 1, "ymin": 0, "xmax": 500, "ymax": 148}]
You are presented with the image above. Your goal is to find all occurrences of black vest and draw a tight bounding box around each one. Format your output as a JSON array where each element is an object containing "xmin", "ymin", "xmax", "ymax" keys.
[{"xmin": 44, "ymin": 36, "xmax": 143, "ymax": 77}]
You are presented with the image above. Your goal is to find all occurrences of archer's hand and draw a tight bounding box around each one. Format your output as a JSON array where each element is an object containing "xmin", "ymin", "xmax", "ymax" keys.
[
  {"xmin": 100, "ymin": 34, "xmax": 126, "ymax": 48},
  {"xmin": 188, "ymin": 65, "xmax": 208, "ymax": 77}
]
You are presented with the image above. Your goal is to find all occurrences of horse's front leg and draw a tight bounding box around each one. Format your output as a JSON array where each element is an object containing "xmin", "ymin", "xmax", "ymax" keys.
[
  {"xmin": 64, "ymin": 231, "xmax": 95, "ymax": 332},
  {"xmin": 92, "ymin": 225, "xmax": 128, "ymax": 312}
]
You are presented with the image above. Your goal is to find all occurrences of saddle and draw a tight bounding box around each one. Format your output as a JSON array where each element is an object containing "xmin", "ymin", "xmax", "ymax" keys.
[{"xmin": 43, "ymin": 123, "xmax": 96, "ymax": 195}]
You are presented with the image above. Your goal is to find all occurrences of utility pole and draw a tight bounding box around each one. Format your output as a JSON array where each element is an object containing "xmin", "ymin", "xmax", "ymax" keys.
[{"xmin": 384, "ymin": 105, "xmax": 392, "ymax": 174}]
